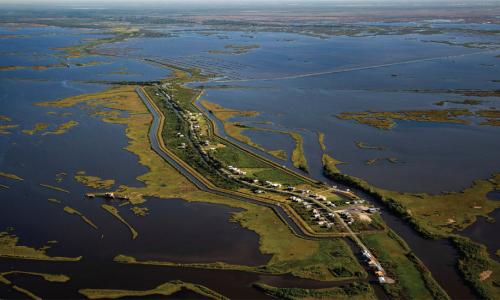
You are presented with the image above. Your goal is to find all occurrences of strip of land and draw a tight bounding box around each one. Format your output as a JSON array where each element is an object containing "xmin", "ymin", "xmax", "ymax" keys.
[{"xmin": 79, "ymin": 280, "xmax": 228, "ymax": 300}]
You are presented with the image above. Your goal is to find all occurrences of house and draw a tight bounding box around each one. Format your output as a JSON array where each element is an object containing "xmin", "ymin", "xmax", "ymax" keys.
[
  {"xmin": 289, "ymin": 196, "xmax": 303, "ymax": 202},
  {"xmin": 228, "ymin": 165, "xmax": 246, "ymax": 176},
  {"xmin": 378, "ymin": 276, "xmax": 386, "ymax": 284},
  {"xmin": 254, "ymin": 189, "xmax": 264, "ymax": 194}
]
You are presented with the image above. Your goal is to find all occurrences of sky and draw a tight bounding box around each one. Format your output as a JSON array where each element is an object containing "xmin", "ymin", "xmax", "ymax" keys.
[{"xmin": 0, "ymin": 0, "xmax": 495, "ymax": 10}]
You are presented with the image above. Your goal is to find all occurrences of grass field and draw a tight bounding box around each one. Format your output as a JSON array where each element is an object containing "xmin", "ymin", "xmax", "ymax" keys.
[
  {"xmin": 254, "ymin": 282, "xmax": 375, "ymax": 300},
  {"xmin": 361, "ymin": 231, "xmax": 449, "ymax": 300}
]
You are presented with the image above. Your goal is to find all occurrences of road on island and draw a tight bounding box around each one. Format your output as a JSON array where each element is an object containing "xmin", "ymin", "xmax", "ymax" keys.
[
  {"xmin": 136, "ymin": 87, "xmax": 320, "ymax": 240},
  {"xmin": 136, "ymin": 86, "xmax": 396, "ymax": 299}
]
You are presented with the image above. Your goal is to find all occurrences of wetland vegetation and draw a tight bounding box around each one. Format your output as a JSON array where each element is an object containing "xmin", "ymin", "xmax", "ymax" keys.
[
  {"xmin": 254, "ymin": 282, "xmax": 375, "ymax": 300},
  {"xmin": 74, "ymin": 171, "xmax": 115, "ymax": 190},
  {"xmin": 208, "ymin": 44, "xmax": 260, "ymax": 55},
  {"xmin": 0, "ymin": 271, "xmax": 70, "ymax": 300},
  {"xmin": 101, "ymin": 204, "xmax": 138, "ymax": 239},
  {"xmin": 0, "ymin": 231, "xmax": 81, "ymax": 261},
  {"xmin": 21, "ymin": 123, "xmax": 49, "ymax": 135},
  {"xmin": 79, "ymin": 280, "xmax": 228, "ymax": 299},
  {"xmin": 63, "ymin": 206, "xmax": 99, "ymax": 230},
  {"xmin": 0, "ymin": 171, "xmax": 23, "ymax": 181},
  {"xmin": 41, "ymin": 120, "xmax": 79, "ymax": 136}
]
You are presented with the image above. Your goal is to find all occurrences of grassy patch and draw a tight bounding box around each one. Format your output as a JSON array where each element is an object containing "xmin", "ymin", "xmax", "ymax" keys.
[
  {"xmin": 476, "ymin": 110, "xmax": 500, "ymax": 126},
  {"xmin": 39, "ymin": 183, "xmax": 70, "ymax": 194},
  {"xmin": 290, "ymin": 131, "xmax": 308, "ymax": 172},
  {"xmin": 318, "ymin": 132, "xmax": 326, "ymax": 151},
  {"xmin": 355, "ymin": 141, "xmax": 386, "ymax": 151},
  {"xmin": 254, "ymin": 282, "xmax": 375, "ymax": 300},
  {"xmin": 42, "ymin": 120, "xmax": 79, "ymax": 135},
  {"xmin": 130, "ymin": 206, "xmax": 149, "ymax": 216},
  {"xmin": 252, "ymin": 168, "xmax": 306, "ymax": 186},
  {"xmin": 0, "ymin": 171, "xmax": 23, "ymax": 181},
  {"xmin": 74, "ymin": 171, "xmax": 115, "ymax": 189},
  {"xmin": 79, "ymin": 280, "xmax": 228, "ymax": 299},
  {"xmin": 0, "ymin": 115, "xmax": 11, "ymax": 122},
  {"xmin": 0, "ymin": 231, "xmax": 81, "ymax": 261},
  {"xmin": 22, "ymin": 123, "xmax": 49, "ymax": 135},
  {"xmin": 0, "ymin": 124, "xmax": 19, "ymax": 135},
  {"xmin": 361, "ymin": 231, "xmax": 448, "ymax": 299},
  {"xmin": 101, "ymin": 204, "xmax": 138, "ymax": 239},
  {"xmin": 208, "ymin": 44, "xmax": 260, "ymax": 55},
  {"xmin": 0, "ymin": 271, "xmax": 70, "ymax": 300},
  {"xmin": 322, "ymin": 154, "xmax": 344, "ymax": 175},
  {"xmin": 63, "ymin": 206, "xmax": 98, "ymax": 230},
  {"xmin": 452, "ymin": 236, "xmax": 500, "ymax": 300},
  {"xmin": 337, "ymin": 109, "xmax": 473, "ymax": 129}
]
